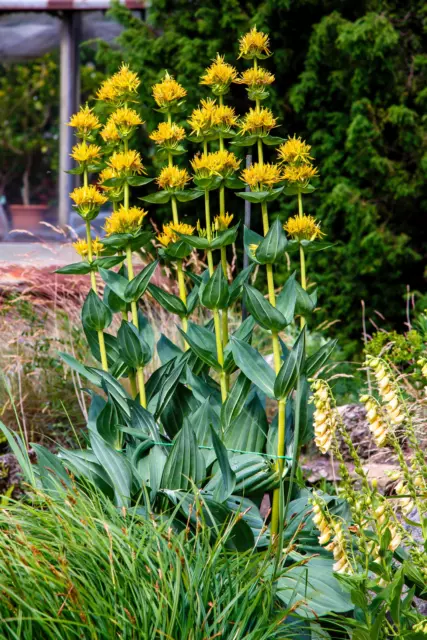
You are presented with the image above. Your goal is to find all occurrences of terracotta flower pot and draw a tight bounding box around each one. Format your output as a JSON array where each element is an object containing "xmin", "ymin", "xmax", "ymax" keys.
[{"xmin": 10, "ymin": 204, "xmax": 48, "ymax": 231}]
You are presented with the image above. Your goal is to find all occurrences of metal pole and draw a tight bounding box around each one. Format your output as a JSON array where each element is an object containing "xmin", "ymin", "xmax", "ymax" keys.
[
  {"xmin": 58, "ymin": 11, "xmax": 80, "ymax": 227},
  {"xmin": 242, "ymin": 153, "xmax": 252, "ymax": 320}
]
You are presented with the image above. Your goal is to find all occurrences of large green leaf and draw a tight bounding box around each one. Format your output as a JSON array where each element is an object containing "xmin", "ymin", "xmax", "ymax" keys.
[
  {"xmin": 274, "ymin": 328, "xmax": 306, "ymax": 400},
  {"xmin": 243, "ymin": 226, "xmax": 264, "ymax": 264},
  {"xmin": 157, "ymin": 334, "xmax": 182, "ymax": 365},
  {"xmin": 99, "ymin": 267, "xmax": 128, "ymax": 301},
  {"xmin": 225, "ymin": 394, "xmax": 267, "ymax": 455},
  {"xmin": 118, "ymin": 321, "xmax": 150, "ymax": 368},
  {"xmin": 95, "ymin": 397, "xmax": 119, "ymax": 448},
  {"xmin": 223, "ymin": 316, "xmax": 255, "ymax": 374},
  {"xmin": 90, "ymin": 432, "xmax": 132, "ymax": 507},
  {"xmin": 179, "ymin": 322, "xmax": 220, "ymax": 371},
  {"xmin": 200, "ymin": 265, "xmax": 230, "ymax": 310},
  {"xmin": 228, "ymin": 264, "xmax": 255, "ymax": 304},
  {"xmin": 207, "ymin": 453, "xmax": 277, "ymax": 495},
  {"xmin": 304, "ymin": 340, "xmax": 338, "ymax": 377},
  {"xmin": 154, "ymin": 359, "xmax": 187, "ymax": 419},
  {"xmin": 59, "ymin": 352, "xmax": 102, "ymax": 387},
  {"xmin": 148, "ymin": 283, "xmax": 187, "ymax": 317},
  {"xmin": 81, "ymin": 289, "xmax": 112, "ymax": 332},
  {"xmin": 276, "ymin": 271, "xmax": 298, "ymax": 325},
  {"xmin": 56, "ymin": 261, "xmax": 92, "ymax": 275},
  {"xmin": 243, "ymin": 283, "xmax": 288, "ymax": 332},
  {"xmin": 124, "ymin": 260, "xmax": 159, "ymax": 302},
  {"xmin": 255, "ymin": 219, "xmax": 287, "ymax": 264},
  {"xmin": 210, "ymin": 427, "xmax": 236, "ymax": 503},
  {"xmin": 230, "ymin": 337, "xmax": 275, "ymax": 398},
  {"xmin": 160, "ymin": 422, "xmax": 206, "ymax": 490},
  {"xmin": 220, "ymin": 372, "xmax": 252, "ymax": 431},
  {"xmin": 274, "ymin": 556, "xmax": 353, "ymax": 618},
  {"xmin": 32, "ymin": 444, "xmax": 71, "ymax": 494}
]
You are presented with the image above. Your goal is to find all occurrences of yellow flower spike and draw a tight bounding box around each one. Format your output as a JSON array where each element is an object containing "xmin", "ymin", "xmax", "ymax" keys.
[
  {"xmin": 360, "ymin": 395, "xmax": 389, "ymax": 447},
  {"xmin": 109, "ymin": 107, "xmax": 144, "ymax": 138},
  {"xmin": 239, "ymin": 106, "xmax": 277, "ymax": 137},
  {"xmin": 110, "ymin": 63, "xmax": 140, "ymax": 98},
  {"xmin": 70, "ymin": 142, "xmax": 102, "ymax": 165},
  {"xmin": 191, "ymin": 150, "xmax": 240, "ymax": 179},
  {"xmin": 149, "ymin": 122, "xmax": 186, "ymax": 148},
  {"xmin": 157, "ymin": 221, "xmax": 195, "ymax": 247},
  {"xmin": 284, "ymin": 214, "xmax": 325, "ymax": 241},
  {"xmin": 282, "ymin": 163, "xmax": 319, "ymax": 185},
  {"xmin": 278, "ymin": 135, "xmax": 313, "ymax": 165},
  {"xmin": 104, "ymin": 205, "xmax": 148, "ymax": 236},
  {"xmin": 364, "ymin": 356, "xmax": 406, "ymax": 426},
  {"xmin": 69, "ymin": 185, "xmax": 107, "ymax": 219},
  {"xmin": 214, "ymin": 212, "xmax": 234, "ymax": 231},
  {"xmin": 200, "ymin": 54, "xmax": 238, "ymax": 95},
  {"xmin": 152, "ymin": 71, "xmax": 187, "ymax": 109},
  {"xmin": 107, "ymin": 149, "xmax": 145, "ymax": 176},
  {"xmin": 187, "ymin": 98, "xmax": 218, "ymax": 137},
  {"xmin": 68, "ymin": 105, "xmax": 101, "ymax": 138},
  {"xmin": 310, "ymin": 380, "xmax": 338, "ymax": 454},
  {"xmin": 214, "ymin": 104, "xmax": 238, "ymax": 130},
  {"xmin": 96, "ymin": 77, "xmax": 118, "ymax": 103},
  {"xmin": 73, "ymin": 237, "xmax": 103, "ymax": 259},
  {"xmin": 236, "ymin": 67, "xmax": 275, "ymax": 87},
  {"xmin": 241, "ymin": 162, "xmax": 282, "ymax": 191},
  {"xmin": 100, "ymin": 120, "xmax": 120, "ymax": 144},
  {"xmin": 238, "ymin": 26, "xmax": 271, "ymax": 60},
  {"xmin": 156, "ymin": 166, "xmax": 191, "ymax": 191}
]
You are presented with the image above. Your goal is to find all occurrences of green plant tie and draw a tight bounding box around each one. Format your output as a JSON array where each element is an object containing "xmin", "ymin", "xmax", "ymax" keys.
[{"xmin": 147, "ymin": 441, "xmax": 294, "ymax": 461}]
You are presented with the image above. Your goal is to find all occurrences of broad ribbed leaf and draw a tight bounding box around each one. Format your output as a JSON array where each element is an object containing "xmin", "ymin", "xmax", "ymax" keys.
[
  {"xmin": 118, "ymin": 321, "xmax": 150, "ymax": 369},
  {"xmin": 90, "ymin": 431, "xmax": 132, "ymax": 507},
  {"xmin": 56, "ymin": 261, "xmax": 92, "ymax": 275},
  {"xmin": 295, "ymin": 281, "xmax": 317, "ymax": 315},
  {"xmin": 96, "ymin": 398, "xmax": 119, "ymax": 447},
  {"xmin": 186, "ymin": 284, "xmax": 199, "ymax": 315},
  {"xmin": 148, "ymin": 283, "xmax": 187, "ymax": 317},
  {"xmin": 59, "ymin": 352, "xmax": 102, "ymax": 386},
  {"xmin": 243, "ymin": 226, "xmax": 263, "ymax": 264},
  {"xmin": 124, "ymin": 260, "xmax": 158, "ymax": 302},
  {"xmin": 274, "ymin": 328, "xmax": 306, "ymax": 400},
  {"xmin": 154, "ymin": 359, "xmax": 187, "ymax": 419},
  {"xmin": 81, "ymin": 289, "xmax": 112, "ymax": 332},
  {"xmin": 228, "ymin": 264, "xmax": 255, "ymax": 304},
  {"xmin": 230, "ymin": 336, "xmax": 275, "ymax": 398},
  {"xmin": 32, "ymin": 444, "xmax": 71, "ymax": 493},
  {"xmin": 160, "ymin": 422, "xmax": 206, "ymax": 490},
  {"xmin": 304, "ymin": 339, "xmax": 337, "ymax": 377},
  {"xmin": 98, "ymin": 268, "xmax": 128, "ymax": 301},
  {"xmin": 210, "ymin": 427, "xmax": 236, "ymax": 503},
  {"xmin": 276, "ymin": 272, "xmax": 298, "ymax": 325},
  {"xmin": 140, "ymin": 190, "xmax": 171, "ymax": 204},
  {"xmin": 200, "ymin": 265, "xmax": 230, "ymax": 310},
  {"xmin": 243, "ymin": 284, "xmax": 288, "ymax": 331},
  {"xmin": 225, "ymin": 394, "xmax": 267, "ymax": 454},
  {"xmin": 220, "ymin": 372, "xmax": 252, "ymax": 430},
  {"xmin": 223, "ymin": 316, "xmax": 255, "ymax": 374},
  {"xmin": 255, "ymin": 219, "xmax": 287, "ymax": 264},
  {"xmin": 179, "ymin": 323, "xmax": 220, "ymax": 371},
  {"xmin": 209, "ymin": 225, "xmax": 239, "ymax": 249}
]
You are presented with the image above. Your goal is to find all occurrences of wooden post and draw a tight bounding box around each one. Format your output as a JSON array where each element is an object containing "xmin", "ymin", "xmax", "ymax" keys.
[{"xmin": 58, "ymin": 11, "xmax": 80, "ymax": 227}]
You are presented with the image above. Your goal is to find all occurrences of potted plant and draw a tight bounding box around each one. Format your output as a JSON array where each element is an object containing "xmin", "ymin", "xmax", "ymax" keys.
[{"xmin": 0, "ymin": 54, "xmax": 58, "ymax": 230}]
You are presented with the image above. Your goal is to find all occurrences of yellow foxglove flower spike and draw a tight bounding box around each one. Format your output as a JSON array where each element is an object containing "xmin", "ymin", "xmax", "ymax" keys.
[
  {"xmin": 310, "ymin": 379, "xmax": 338, "ymax": 454},
  {"xmin": 364, "ymin": 356, "xmax": 405, "ymax": 426},
  {"xmin": 360, "ymin": 395, "xmax": 389, "ymax": 446}
]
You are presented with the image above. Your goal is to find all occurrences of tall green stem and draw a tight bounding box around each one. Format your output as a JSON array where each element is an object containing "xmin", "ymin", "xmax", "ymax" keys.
[
  {"xmin": 83, "ymin": 170, "xmax": 108, "ymax": 372},
  {"xmin": 125, "ymin": 245, "xmax": 147, "ymax": 409},
  {"xmin": 297, "ymin": 191, "xmax": 307, "ymax": 329}
]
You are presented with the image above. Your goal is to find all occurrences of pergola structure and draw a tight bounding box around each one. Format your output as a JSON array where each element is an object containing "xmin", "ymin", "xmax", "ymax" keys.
[{"xmin": 0, "ymin": 0, "xmax": 145, "ymax": 226}]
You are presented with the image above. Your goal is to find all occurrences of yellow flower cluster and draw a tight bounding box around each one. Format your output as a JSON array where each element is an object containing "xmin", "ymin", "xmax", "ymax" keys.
[
  {"xmin": 278, "ymin": 136, "xmax": 313, "ymax": 165},
  {"xmin": 241, "ymin": 162, "xmax": 281, "ymax": 191},
  {"xmin": 310, "ymin": 494, "xmax": 353, "ymax": 574},
  {"xmin": 278, "ymin": 136, "xmax": 318, "ymax": 186},
  {"xmin": 73, "ymin": 237, "xmax": 103, "ymax": 259},
  {"xmin": 156, "ymin": 166, "xmax": 191, "ymax": 191},
  {"xmin": 191, "ymin": 150, "xmax": 240, "ymax": 178},
  {"xmin": 365, "ymin": 356, "xmax": 405, "ymax": 426},
  {"xmin": 236, "ymin": 67, "xmax": 275, "ymax": 87},
  {"xmin": 311, "ymin": 498, "xmax": 333, "ymax": 546},
  {"xmin": 214, "ymin": 213, "xmax": 234, "ymax": 231},
  {"xmin": 107, "ymin": 150, "xmax": 144, "ymax": 176},
  {"xmin": 282, "ymin": 163, "xmax": 319, "ymax": 185},
  {"xmin": 157, "ymin": 221, "xmax": 195, "ymax": 247},
  {"xmin": 239, "ymin": 107, "xmax": 277, "ymax": 136},
  {"xmin": 310, "ymin": 380, "xmax": 338, "ymax": 454},
  {"xmin": 188, "ymin": 100, "xmax": 238, "ymax": 137},
  {"xmin": 100, "ymin": 120, "xmax": 120, "ymax": 144},
  {"xmin": 200, "ymin": 54, "xmax": 237, "ymax": 94},
  {"xmin": 149, "ymin": 122, "xmax": 185, "ymax": 148},
  {"xmin": 69, "ymin": 185, "xmax": 107, "ymax": 218},
  {"xmin": 284, "ymin": 214, "xmax": 324, "ymax": 241},
  {"xmin": 238, "ymin": 27, "xmax": 271, "ymax": 59},
  {"xmin": 215, "ymin": 105, "xmax": 238, "ymax": 130},
  {"xmin": 70, "ymin": 142, "xmax": 102, "ymax": 165},
  {"xmin": 152, "ymin": 72, "xmax": 187, "ymax": 109},
  {"xmin": 97, "ymin": 64, "xmax": 140, "ymax": 104},
  {"xmin": 68, "ymin": 105, "xmax": 101, "ymax": 138},
  {"xmin": 104, "ymin": 205, "xmax": 148, "ymax": 236},
  {"xmin": 109, "ymin": 107, "xmax": 144, "ymax": 138}
]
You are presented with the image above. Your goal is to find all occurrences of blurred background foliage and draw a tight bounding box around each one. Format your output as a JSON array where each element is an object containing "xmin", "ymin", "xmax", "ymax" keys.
[{"xmin": 1, "ymin": 0, "xmax": 426, "ymax": 358}]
